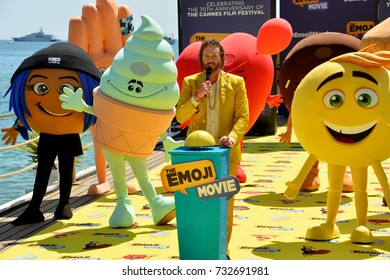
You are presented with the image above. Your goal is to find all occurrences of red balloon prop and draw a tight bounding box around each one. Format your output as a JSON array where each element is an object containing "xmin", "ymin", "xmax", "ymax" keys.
[{"xmin": 257, "ymin": 17, "xmax": 293, "ymax": 56}]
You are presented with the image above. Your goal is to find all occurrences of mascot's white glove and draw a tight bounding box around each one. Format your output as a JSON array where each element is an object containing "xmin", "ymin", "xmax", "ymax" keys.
[
  {"xmin": 160, "ymin": 133, "xmax": 185, "ymax": 162},
  {"xmin": 60, "ymin": 87, "xmax": 94, "ymax": 115}
]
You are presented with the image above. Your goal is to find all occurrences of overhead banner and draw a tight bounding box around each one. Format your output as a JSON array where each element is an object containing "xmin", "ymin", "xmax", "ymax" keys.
[
  {"xmin": 178, "ymin": 0, "xmax": 275, "ymax": 51},
  {"xmin": 379, "ymin": 0, "xmax": 390, "ymax": 21},
  {"xmin": 279, "ymin": 0, "xmax": 377, "ymax": 63}
]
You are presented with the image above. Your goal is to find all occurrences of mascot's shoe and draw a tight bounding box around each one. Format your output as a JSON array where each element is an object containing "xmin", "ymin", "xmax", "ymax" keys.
[
  {"xmin": 126, "ymin": 183, "xmax": 138, "ymax": 195},
  {"xmin": 88, "ymin": 181, "xmax": 138, "ymax": 196},
  {"xmin": 109, "ymin": 198, "xmax": 135, "ymax": 228},
  {"xmin": 300, "ymin": 166, "xmax": 320, "ymax": 192},
  {"xmin": 12, "ymin": 208, "xmax": 44, "ymax": 225},
  {"xmin": 88, "ymin": 181, "xmax": 111, "ymax": 195},
  {"xmin": 54, "ymin": 204, "xmax": 73, "ymax": 220},
  {"xmin": 306, "ymin": 222, "xmax": 340, "ymax": 241},
  {"xmin": 350, "ymin": 225, "xmax": 374, "ymax": 244},
  {"xmin": 150, "ymin": 195, "xmax": 176, "ymax": 225},
  {"xmin": 342, "ymin": 172, "xmax": 354, "ymax": 193},
  {"xmin": 236, "ymin": 165, "xmax": 247, "ymax": 183}
]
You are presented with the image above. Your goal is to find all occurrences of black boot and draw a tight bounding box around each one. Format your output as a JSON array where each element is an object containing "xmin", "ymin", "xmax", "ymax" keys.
[
  {"xmin": 12, "ymin": 208, "xmax": 44, "ymax": 225},
  {"xmin": 54, "ymin": 204, "xmax": 73, "ymax": 220}
]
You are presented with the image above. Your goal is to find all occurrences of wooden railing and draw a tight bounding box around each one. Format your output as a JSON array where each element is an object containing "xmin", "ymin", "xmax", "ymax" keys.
[
  {"xmin": 0, "ymin": 112, "xmax": 183, "ymax": 212},
  {"xmin": 0, "ymin": 113, "xmax": 93, "ymax": 212}
]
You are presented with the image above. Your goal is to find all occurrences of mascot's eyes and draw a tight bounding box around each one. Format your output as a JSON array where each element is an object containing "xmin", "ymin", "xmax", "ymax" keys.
[
  {"xmin": 323, "ymin": 90, "xmax": 344, "ymax": 109},
  {"xmin": 32, "ymin": 82, "xmax": 50, "ymax": 96},
  {"xmin": 355, "ymin": 88, "xmax": 378, "ymax": 108},
  {"xmin": 58, "ymin": 83, "xmax": 76, "ymax": 95},
  {"xmin": 128, "ymin": 84, "xmax": 142, "ymax": 93}
]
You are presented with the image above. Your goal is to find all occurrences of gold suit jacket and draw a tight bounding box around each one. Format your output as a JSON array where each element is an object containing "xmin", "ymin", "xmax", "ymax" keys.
[{"xmin": 176, "ymin": 70, "xmax": 249, "ymax": 163}]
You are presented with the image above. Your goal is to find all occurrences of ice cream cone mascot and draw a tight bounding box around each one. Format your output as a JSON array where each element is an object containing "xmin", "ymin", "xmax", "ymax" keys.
[
  {"xmin": 284, "ymin": 48, "xmax": 390, "ymax": 243},
  {"xmin": 68, "ymin": 0, "xmax": 183, "ymax": 196},
  {"xmin": 1, "ymin": 43, "xmax": 100, "ymax": 225},
  {"xmin": 68, "ymin": 0, "xmax": 136, "ymax": 196},
  {"xmin": 61, "ymin": 15, "xmax": 178, "ymax": 228}
]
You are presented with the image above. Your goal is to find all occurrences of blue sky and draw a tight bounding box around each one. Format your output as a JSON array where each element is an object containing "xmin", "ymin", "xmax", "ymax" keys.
[{"xmin": 0, "ymin": 0, "xmax": 178, "ymax": 40}]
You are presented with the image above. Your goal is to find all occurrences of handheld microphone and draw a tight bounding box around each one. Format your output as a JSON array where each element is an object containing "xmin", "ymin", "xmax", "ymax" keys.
[
  {"xmin": 200, "ymin": 67, "xmax": 212, "ymax": 97},
  {"xmin": 205, "ymin": 67, "xmax": 212, "ymax": 81}
]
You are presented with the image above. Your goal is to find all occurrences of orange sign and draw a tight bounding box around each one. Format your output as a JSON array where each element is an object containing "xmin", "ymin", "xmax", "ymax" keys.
[
  {"xmin": 189, "ymin": 32, "xmax": 230, "ymax": 44},
  {"xmin": 347, "ymin": 21, "xmax": 375, "ymax": 37},
  {"xmin": 160, "ymin": 160, "xmax": 216, "ymax": 194}
]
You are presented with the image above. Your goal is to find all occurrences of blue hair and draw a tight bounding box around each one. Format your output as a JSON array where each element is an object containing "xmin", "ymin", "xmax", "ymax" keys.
[{"xmin": 4, "ymin": 70, "xmax": 98, "ymax": 138}]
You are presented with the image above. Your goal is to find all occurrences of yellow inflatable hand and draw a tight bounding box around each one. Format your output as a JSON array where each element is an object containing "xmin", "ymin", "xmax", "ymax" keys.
[
  {"xmin": 68, "ymin": 0, "xmax": 136, "ymax": 196},
  {"xmin": 68, "ymin": 0, "xmax": 132, "ymax": 72}
]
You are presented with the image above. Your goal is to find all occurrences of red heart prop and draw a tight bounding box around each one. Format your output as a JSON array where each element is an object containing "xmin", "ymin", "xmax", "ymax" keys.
[{"xmin": 222, "ymin": 32, "xmax": 274, "ymax": 132}]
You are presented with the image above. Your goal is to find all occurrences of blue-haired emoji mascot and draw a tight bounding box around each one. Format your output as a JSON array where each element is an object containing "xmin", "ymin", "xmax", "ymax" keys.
[{"xmin": 2, "ymin": 43, "xmax": 100, "ymax": 225}]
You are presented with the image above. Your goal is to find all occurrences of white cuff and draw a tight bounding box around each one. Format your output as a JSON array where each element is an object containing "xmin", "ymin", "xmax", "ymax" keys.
[
  {"xmin": 229, "ymin": 136, "xmax": 237, "ymax": 146},
  {"xmin": 191, "ymin": 95, "xmax": 199, "ymax": 108}
]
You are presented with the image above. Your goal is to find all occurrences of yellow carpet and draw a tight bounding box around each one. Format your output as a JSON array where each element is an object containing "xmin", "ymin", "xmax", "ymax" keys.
[{"xmin": 1, "ymin": 127, "xmax": 390, "ymax": 260}]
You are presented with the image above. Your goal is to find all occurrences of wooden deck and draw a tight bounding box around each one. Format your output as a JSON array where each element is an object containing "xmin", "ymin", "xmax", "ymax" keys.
[
  {"xmin": 3, "ymin": 115, "xmax": 390, "ymax": 262},
  {"xmin": 0, "ymin": 147, "xmax": 167, "ymax": 252},
  {"xmin": 0, "ymin": 114, "xmax": 286, "ymax": 256}
]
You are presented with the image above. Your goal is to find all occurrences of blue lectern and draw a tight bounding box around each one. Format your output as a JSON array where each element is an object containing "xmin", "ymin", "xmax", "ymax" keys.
[{"xmin": 169, "ymin": 146, "xmax": 230, "ymax": 260}]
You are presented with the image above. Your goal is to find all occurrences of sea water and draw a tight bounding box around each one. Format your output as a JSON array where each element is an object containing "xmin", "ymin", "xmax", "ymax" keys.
[{"xmin": 0, "ymin": 39, "xmax": 179, "ymax": 205}]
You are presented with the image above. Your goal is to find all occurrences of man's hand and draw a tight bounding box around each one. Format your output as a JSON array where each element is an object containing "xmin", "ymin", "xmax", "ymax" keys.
[
  {"xmin": 68, "ymin": 0, "xmax": 133, "ymax": 71},
  {"xmin": 219, "ymin": 136, "xmax": 234, "ymax": 147}
]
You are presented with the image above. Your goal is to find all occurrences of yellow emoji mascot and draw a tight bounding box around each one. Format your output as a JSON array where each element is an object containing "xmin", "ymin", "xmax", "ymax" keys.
[{"xmin": 284, "ymin": 48, "xmax": 390, "ymax": 243}]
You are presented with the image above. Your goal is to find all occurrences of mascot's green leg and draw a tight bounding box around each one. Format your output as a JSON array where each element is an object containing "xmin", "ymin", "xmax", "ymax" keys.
[
  {"xmin": 104, "ymin": 150, "xmax": 135, "ymax": 228},
  {"xmin": 127, "ymin": 156, "xmax": 176, "ymax": 225}
]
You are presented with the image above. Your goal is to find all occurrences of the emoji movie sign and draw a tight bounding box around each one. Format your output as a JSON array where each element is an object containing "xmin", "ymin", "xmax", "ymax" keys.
[
  {"xmin": 196, "ymin": 176, "xmax": 240, "ymax": 200},
  {"xmin": 161, "ymin": 160, "xmax": 216, "ymax": 194},
  {"xmin": 161, "ymin": 161, "xmax": 240, "ymax": 200}
]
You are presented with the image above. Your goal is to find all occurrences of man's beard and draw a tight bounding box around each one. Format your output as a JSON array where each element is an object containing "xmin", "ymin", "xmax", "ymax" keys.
[{"xmin": 203, "ymin": 62, "xmax": 220, "ymax": 73}]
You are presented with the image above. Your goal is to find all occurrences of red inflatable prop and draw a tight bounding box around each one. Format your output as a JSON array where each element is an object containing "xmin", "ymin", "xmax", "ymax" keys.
[{"xmin": 257, "ymin": 17, "xmax": 293, "ymax": 56}]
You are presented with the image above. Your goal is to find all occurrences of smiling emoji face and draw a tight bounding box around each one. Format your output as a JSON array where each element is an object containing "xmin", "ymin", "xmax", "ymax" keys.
[
  {"xmin": 25, "ymin": 68, "xmax": 85, "ymax": 134},
  {"xmin": 292, "ymin": 51, "xmax": 390, "ymax": 166}
]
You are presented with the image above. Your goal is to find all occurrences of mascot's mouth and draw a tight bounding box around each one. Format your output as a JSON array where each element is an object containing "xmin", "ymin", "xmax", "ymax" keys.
[
  {"xmin": 324, "ymin": 120, "xmax": 377, "ymax": 144},
  {"xmin": 107, "ymin": 80, "xmax": 167, "ymax": 98},
  {"xmin": 38, "ymin": 103, "xmax": 72, "ymax": 117}
]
